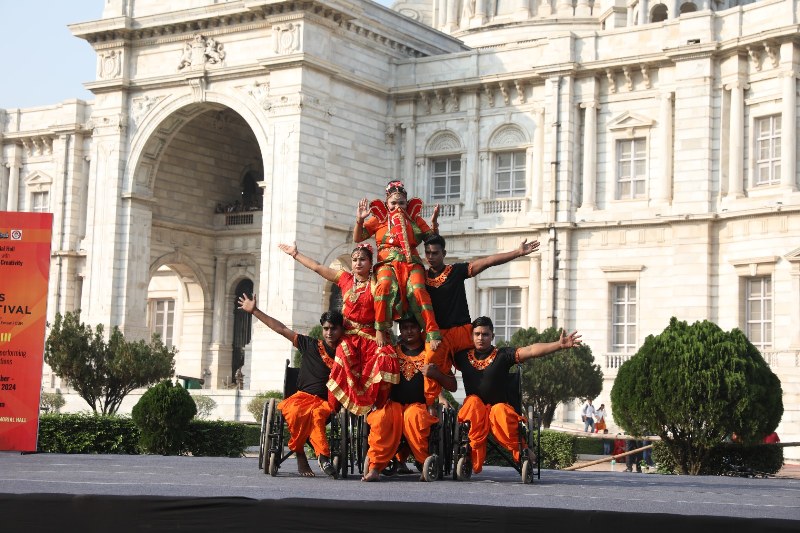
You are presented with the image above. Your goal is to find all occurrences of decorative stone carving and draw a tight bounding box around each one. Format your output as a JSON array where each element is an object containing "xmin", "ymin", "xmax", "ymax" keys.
[
  {"xmin": 98, "ymin": 50, "xmax": 122, "ymax": 79},
  {"xmin": 427, "ymin": 131, "xmax": 462, "ymax": 152},
  {"xmin": 177, "ymin": 34, "xmax": 225, "ymax": 70},
  {"xmin": 641, "ymin": 64, "xmax": 651, "ymax": 89},
  {"xmin": 514, "ymin": 80, "xmax": 527, "ymax": 104},
  {"xmin": 244, "ymin": 80, "xmax": 271, "ymax": 110},
  {"xmin": 747, "ymin": 45, "xmax": 762, "ymax": 72},
  {"xmin": 606, "ymin": 68, "xmax": 616, "ymax": 93},
  {"xmin": 449, "ymin": 88, "xmax": 460, "ymax": 112},
  {"xmin": 483, "ymin": 84, "xmax": 495, "ymax": 107},
  {"xmin": 764, "ymin": 41, "xmax": 779, "ymax": 69},
  {"xmin": 131, "ymin": 95, "xmax": 164, "ymax": 129},
  {"xmin": 489, "ymin": 125, "xmax": 527, "ymax": 148},
  {"xmin": 499, "ymin": 82, "xmax": 510, "ymax": 106},
  {"xmin": 434, "ymin": 89, "xmax": 446, "ymax": 112},
  {"xmin": 273, "ymin": 23, "xmax": 301, "ymax": 54},
  {"xmin": 622, "ymin": 66, "xmax": 633, "ymax": 91},
  {"xmin": 419, "ymin": 91, "xmax": 431, "ymax": 114}
]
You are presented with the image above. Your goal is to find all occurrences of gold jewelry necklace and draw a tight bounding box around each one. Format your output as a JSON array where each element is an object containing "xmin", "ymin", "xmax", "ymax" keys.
[
  {"xmin": 467, "ymin": 348, "xmax": 497, "ymax": 370},
  {"xmin": 317, "ymin": 341, "xmax": 335, "ymax": 369},
  {"xmin": 348, "ymin": 274, "xmax": 370, "ymax": 302}
]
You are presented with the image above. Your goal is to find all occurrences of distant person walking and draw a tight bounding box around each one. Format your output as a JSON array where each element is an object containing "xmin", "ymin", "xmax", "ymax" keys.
[{"xmin": 582, "ymin": 399, "xmax": 596, "ymax": 432}]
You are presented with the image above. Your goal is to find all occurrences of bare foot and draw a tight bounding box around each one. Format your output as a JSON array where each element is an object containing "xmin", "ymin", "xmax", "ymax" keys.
[
  {"xmin": 361, "ymin": 469, "xmax": 381, "ymax": 482},
  {"xmin": 296, "ymin": 453, "xmax": 315, "ymax": 477}
]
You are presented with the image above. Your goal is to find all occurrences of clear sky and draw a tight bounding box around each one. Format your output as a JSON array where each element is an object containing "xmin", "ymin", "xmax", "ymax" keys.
[{"xmin": 0, "ymin": 0, "xmax": 395, "ymax": 110}]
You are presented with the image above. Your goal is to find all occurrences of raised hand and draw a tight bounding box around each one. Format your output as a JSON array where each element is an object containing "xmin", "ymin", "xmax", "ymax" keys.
[
  {"xmin": 237, "ymin": 293, "xmax": 257, "ymax": 314},
  {"xmin": 356, "ymin": 198, "xmax": 370, "ymax": 223},
  {"xmin": 278, "ymin": 242, "xmax": 298, "ymax": 257},
  {"xmin": 518, "ymin": 238, "xmax": 540, "ymax": 256},
  {"xmin": 431, "ymin": 204, "xmax": 441, "ymax": 226},
  {"xmin": 559, "ymin": 330, "xmax": 582, "ymax": 349}
]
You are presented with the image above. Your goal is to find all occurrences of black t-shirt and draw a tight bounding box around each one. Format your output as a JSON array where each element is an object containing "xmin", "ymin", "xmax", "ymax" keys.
[
  {"xmin": 295, "ymin": 334, "xmax": 335, "ymax": 400},
  {"xmin": 453, "ymin": 346, "xmax": 517, "ymax": 405},
  {"xmin": 390, "ymin": 345, "xmax": 426, "ymax": 405},
  {"xmin": 425, "ymin": 262, "xmax": 473, "ymax": 329}
]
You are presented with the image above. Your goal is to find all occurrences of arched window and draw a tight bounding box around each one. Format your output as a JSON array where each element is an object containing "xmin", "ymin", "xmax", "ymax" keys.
[
  {"xmin": 651, "ymin": 3, "xmax": 668, "ymax": 22},
  {"xmin": 679, "ymin": 2, "xmax": 697, "ymax": 14}
]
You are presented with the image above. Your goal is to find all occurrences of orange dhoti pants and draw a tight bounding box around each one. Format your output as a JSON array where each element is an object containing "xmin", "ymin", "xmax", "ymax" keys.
[
  {"xmin": 424, "ymin": 323, "xmax": 473, "ymax": 404},
  {"xmin": 277, "ymin": 391, "xmax": 332, "ymax": 457},
  {"xmin": 366, "ymin": 400, "xmax": 439, "ymax": 471},
  {"xmin": 374, "ymin": 262, "xmax": 441, "ymax": 343},
  {"xmin": 457, "ymin": 395, "xmax": 523, "ymax": 474}
]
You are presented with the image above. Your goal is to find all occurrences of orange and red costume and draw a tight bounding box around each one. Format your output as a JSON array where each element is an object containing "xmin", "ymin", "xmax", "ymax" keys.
[
  {"xmin": 357, "ymin": 198, "xmax": 441, "ymax": 344},
  {"xmin": 326, "ymin": 270, "xmax": 399, "ymax": 416}
]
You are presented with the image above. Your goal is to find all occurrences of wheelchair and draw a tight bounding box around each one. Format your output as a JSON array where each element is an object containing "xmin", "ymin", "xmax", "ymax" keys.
[
  {"xmin": 366, "ymin": 401, "xmax": 456, "ymax": 482},
  {"xmin": 452, "ymin": 365, "xmax": 541, "ymax": 484},
  {"xmin": 258, "ymin": 359, "xmax": 365, "ymax": 479}
]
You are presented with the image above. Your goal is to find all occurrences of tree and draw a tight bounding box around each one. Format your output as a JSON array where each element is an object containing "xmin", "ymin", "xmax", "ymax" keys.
[
  {"xmin": 500, "ymin": 327, "xmax": 603, "ymax": 428},
  {"xmin": 610, "ymin": 317, "xmax": 783, "ymax": 475},
  {"xmin": 44, "ymin": 311, "xmax": 176, "ymax": 415}
]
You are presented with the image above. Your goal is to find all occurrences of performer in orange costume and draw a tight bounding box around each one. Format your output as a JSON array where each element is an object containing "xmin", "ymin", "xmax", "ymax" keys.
[
  {"xmin": 362, "ymin": 318, "xmax": 456, "ymax": 482},
  {"xmin": 237, "ymin": 294, "xmax": 344, "ymax": 477},
  {"xmin": 354, "ymin": 181, "xmax": 442, "ymax": 352},
  {"xmin": 279, "ymin": 242, "xmax": 399, "ymax": 416},
  {"xmin": 454, "ymin": 316, "xmax": 581, "ymax": 474}
]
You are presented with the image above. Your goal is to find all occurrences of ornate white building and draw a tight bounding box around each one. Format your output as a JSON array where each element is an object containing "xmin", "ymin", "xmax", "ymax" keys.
[{"xmin": 1, "ymin": 0, "xmax": 798, "ymax": 457}]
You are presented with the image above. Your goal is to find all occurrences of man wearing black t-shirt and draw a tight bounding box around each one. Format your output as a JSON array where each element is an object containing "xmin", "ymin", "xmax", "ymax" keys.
[
  {"xmin": 238, "ymin": 294, "xmax": 344, "ymax": 478},
  {"xmin": 453, "ymin": 316, "xmax": 581, "ymax": 474},
  {"xmin": 362, "ymin": 318, "xmax": 456, "ymax": 482},
  {"xmin": 422, "ymin": 234, "xmax": 539, "ymax": 404}
]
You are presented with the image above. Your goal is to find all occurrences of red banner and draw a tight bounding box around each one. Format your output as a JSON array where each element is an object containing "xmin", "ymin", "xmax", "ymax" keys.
[{"xmin": 0, "ymin": 212, "xmax": 53, "ymax": 452}]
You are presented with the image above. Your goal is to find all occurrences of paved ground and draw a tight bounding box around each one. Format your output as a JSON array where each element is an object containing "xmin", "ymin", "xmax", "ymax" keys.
[{"xmin": 1, "ymin": 452, "xmax": 798, "ymax": 522}]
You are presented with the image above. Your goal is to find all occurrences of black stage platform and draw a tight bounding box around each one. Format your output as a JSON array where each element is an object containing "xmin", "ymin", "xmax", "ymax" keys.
[{"xmin": 1, "ymin": 453, "xmax": 797, "ymax": 532}]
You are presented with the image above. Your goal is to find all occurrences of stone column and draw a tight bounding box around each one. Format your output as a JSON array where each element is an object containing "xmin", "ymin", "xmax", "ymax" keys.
[
  {"xmin": 726, "ymin": 81, "xmax": 747, "ymax": 198},
  {"xmin": 638, "ymin": 0, "xmax": 648, "ymax": 25},
  {"xmin": 537, "ymin": 0, "xmax": 553, "ymax": 16},
  {"xmin": 444, "ymin": 0, "xmax": 459, "ymax": 32},
  {"xmin": 403, "ymin": 122, "xmax": 416, "ymax": 185},
  {"xmin": 532, "ymin": 108, "xmax": 545, "ymax": 210},
  {"xmin": 520, "ymin": 286, "xmax": 529, "ymax": 326},
  {"xmin": 464, "ymin": 102, "xmax": 480, "ymax": 216},
  {"xmin": 557, "ymin": 0, "xmax": 574, "ymax": 16},
  {"xmin": 479, "ymin": 287, "xmax": 489, "ymax": 318},
  {"xmin": 528, "ymin": 256, "xmax": 541, "ymax": 329},
  {"xmin": 667, "ymin": 0, "xmax": 677, "ymax": 18},
  {"xmin": 575, "ymin": 0, "xmax": 592, "ymax": 16},
  {"xmin": 579, "ymin": 101, "xmax": 597, "ymax": 209},
  {"xmin": 5, "ymin": 145, "xmax": 21, "ymax": 211},
  {"xmin": 656, "ymin": 91, "xmax": 674, "ymax": 203},
  {"xmin": 781, "ymin": 71, "xmax": 797, "ymax": 190}
]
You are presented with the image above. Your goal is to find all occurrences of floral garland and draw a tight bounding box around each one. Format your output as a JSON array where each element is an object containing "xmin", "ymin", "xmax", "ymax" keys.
[
  {"xmin": 397, "ymin": 348, "xmax": 426, "ymax": 381},
  {"xmin": 467, "ymin": 348, "xmax": 497, "ymax": 370},
  {"xmin": 425, "ymin": 264, "xmax": 453, "ymax": 288},
  {"xmin": 317, "ymin": 341, "xmax": 335, "ymax": 369}
]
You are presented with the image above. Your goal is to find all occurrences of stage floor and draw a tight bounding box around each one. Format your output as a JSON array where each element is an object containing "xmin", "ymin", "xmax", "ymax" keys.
[{"xmin": 1, "ymin": 453, "xmax": 798, "ymax": 532}]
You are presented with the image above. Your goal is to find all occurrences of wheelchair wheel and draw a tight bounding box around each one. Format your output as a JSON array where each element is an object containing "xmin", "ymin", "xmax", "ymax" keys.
[
  {"xmin": 263, "ymin": 398, "xmax": 277, "ymax": 475},
  {"xmin": 382, "ymin": 460, "xmax": 398, "ymax": 477},
  {"xmin": 339, "ymin": 410, "xmax": 350, "ymax": 479},
  {"xmin": 521, "ymin": 459, "xmax": 533, "ymax": 484},
  {"xmin": 526, "ymin": 405, "xmax": 536, "ymax": 447},
  {"xmin": 268, "ymin": 451, "xmax": 279, "ymax": 477},
  {"xmin": 258, "ymin": 400, "xmax": 270, "ymax": 471},
  {"xmin": 421, "ymin": 455, "xmax": 438, "ymax": 482},
  {"xmin": 456, "ymin": 456, "xmax": 472, "ymax": 481}
]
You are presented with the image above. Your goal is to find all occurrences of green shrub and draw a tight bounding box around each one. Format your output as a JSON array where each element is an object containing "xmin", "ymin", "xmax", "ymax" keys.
[
  {"xmin": 185, "ymin": 420, "xmax": 247, "ymax": 457},
  {"xmin": 247, "ymin": 390, "xmax": 283, "ymax": 424},
  {"xmin": 242, "ymin": 423, "xmax": 261, "ymax": 446},
  {"xmin": 575, "ymin": 436, "xmax": 604, "ymax": 455},
  {"xmin": 37, "ymin": 413, "xmax": 140, "ymax": 454},
  {"xmin": 40, "ymin": 391, "xmax": 66, "ymax": 413},
  {"xmin": 131, "ymin": 380, "xmax": 197, "ymax": 455},
  {"xmin": 539, "ymin": 430, "xmax": 576, "ymax": 469},
  {"xmin": 192, "ymin": 394, "xmax": 217, "ymax": 419},
  {"xmin": 652, "ymin": 440, "xmax": 783, "ymax": 476}
]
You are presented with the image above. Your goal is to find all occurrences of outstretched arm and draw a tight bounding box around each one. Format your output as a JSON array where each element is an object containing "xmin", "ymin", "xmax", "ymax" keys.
[
  {"xmin": 279, "ymin": 242, "xmax": 340, "ymax": 283},
  {"xmin": 421, "ymin": 363, "xmax": 457, "ymax": 392},
  {"xmin": 430, "ymin": 204, "xmax": 440, "ymax": 235},
  {"xmin": 353, "ymin": 198, "xmax": 370, "ymax": 243},
  {"xmin": 470, "ymin": 238, "xmax": 540, "ymax": 276},
  {"xmin": 237, "ymin": 294, "xmax": 296, "ymax": 343},
  {"xmin": 516, "ymin": 329, "xmax": 582, "ymax": 363}
]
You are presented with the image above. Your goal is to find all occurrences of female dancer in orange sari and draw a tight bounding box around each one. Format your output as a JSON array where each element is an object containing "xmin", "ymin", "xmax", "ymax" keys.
[{"xmin": 279, "ymin": 242, "xmax": 399, "ymax": 416}]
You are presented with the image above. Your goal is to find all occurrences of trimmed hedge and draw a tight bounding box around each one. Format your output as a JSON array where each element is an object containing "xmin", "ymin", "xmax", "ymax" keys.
[
  {"xmin": 652, "ymin": 440, "xmax": 783, "ymax": 476},
  {"xmin": 38, "ymin": 413, "xmax": 251, "ymax": 457},
  {"xmin": 38, "ymin": 413, "xmax": 140, "ymax": 454},
  {"xmin": 540, "ymin": 430, "xmax": 577, "ymax": 469},
  {"xmin": 186, "ymin": 420, "xmax": 247, "ymax": 457}
]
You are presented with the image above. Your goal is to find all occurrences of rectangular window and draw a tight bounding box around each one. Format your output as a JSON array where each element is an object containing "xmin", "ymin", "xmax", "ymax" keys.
[
  {"xmin": 494, "ymin": 151, "xmax": 526, "ymax": 197},
  {"xmin": 31, "ymin": 191, "xmax": 49, "ymax": 213},
  {"xmin": 610, "ymin": 283, "xmax": 636, "ymax": 352},
  {"xmin": 430, "ymin": 157, "xmax": 461, "ymax": 202},
  {"xmin": 150, "ymin": 299, "xmax": 175, "ymax": 347},
  {"xmin": 491, "ymin": 287, "xmax": 522, "ymax": 343},
  {"xmin": 755, "ymin": 115, "xmax": 781, "ymax": 186},
  {"xmin": 616, "ymin": 139, "xmax": 646, "ymax": 199},
  {"xmin": 746, "ymin": 277, "xmax": 772, "ymax": 349}
]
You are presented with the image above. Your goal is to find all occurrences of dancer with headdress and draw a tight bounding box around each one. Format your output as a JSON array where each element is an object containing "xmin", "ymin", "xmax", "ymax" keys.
[
  {"xmin": 354, "ymin": 180, "xmax": 442, "ymax": 352},
  {"xmin": 279, "ymin": 241, "xmax": 399, "ymax": 416}
]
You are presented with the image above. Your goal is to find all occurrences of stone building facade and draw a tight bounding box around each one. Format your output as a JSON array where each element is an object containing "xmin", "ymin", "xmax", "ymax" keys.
[{"xmin": 1, "ymin": 0, "xmax": 798, "ymax": 458}]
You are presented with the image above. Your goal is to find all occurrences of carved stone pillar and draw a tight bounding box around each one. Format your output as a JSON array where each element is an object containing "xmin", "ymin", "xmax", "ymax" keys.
[
  {"xmin": 537, "ymin": 0, "xmax": 553, "ymax": 16},
  {"xmin": 402, "ymin": 122, "xmax": 416, "ymax": 185},
  {"xmin": 781, "ymin": 71, "xmax": 797, "ymax": 190},
  {"xmin": 444, "ymin": 0, "xmax": 459, "ymax": 32},
  {"xmin": 656, "ymin": 91, "xmax": 674, "ymax": 203},
  {"xmin": 575, "ymin": 0, "xmax": 592, "ymax": 16},
  {"xmin": 726, "ymin": 81, "xmax": 747, "ymax": 198},
  {"xmin": 479, "ymin": 287, "xmax": 489, "ymax": 318},
  {"xmin": 464, "ymin": 101, "xmax": 480, "ymax": 216},
  {"xmin": 579, "ymin": 101, "xmax": 597, "ymax": 209},
  {"xmin": 638, "ymin": 0, "xmax": 648, "ymax": 25},
  {"xmin": 5, "ymin": 145, "xmax": 21, "ymax": 211},
  {"xmin": 528, "ymin": 256, "xmax": 541, "ymax": 329},
  {"xmin": 532, "ymin": 108, "xmax": 545, "ymax": 210},
  {"xmin": 557, "ymin": 0, "xmax": 574, "ymax": 16}
]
